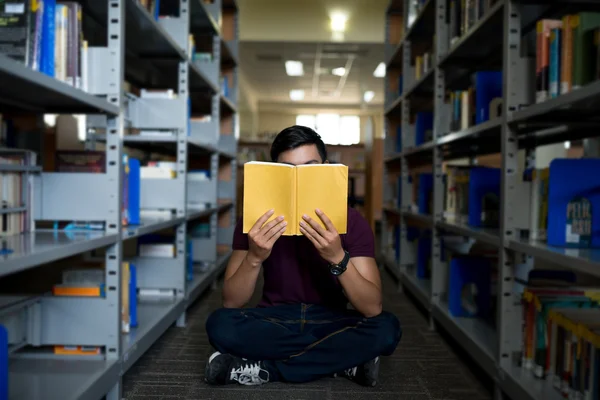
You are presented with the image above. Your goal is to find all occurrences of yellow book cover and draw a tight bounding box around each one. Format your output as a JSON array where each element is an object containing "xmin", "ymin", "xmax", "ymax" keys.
[{"xmin": 243, "ymin": 162, "xmax": 348, "ymax": 235}]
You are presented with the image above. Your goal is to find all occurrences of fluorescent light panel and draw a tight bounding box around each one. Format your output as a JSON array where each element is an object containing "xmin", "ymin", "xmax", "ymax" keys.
[
  {"xmin": 330, "ymin": 12, "xmax": 347, "ymax": 32},
  {"xmin": 285, "ymin": 60, "xmax": 304, "ymax": 76},
  {"xmin": 332, "ymin": 67, "xmax": 346, "ymax": 77},
  {"xmin": 289, "ymin": 90, "xmax": 305, "ymax": 101},
  {"xmin": 373, "ymin": 62, "xmax": 385, "ymax": 78},
  {"xmin": 363, "ymin": 91, "xmax": 375, "ymax": 103}
]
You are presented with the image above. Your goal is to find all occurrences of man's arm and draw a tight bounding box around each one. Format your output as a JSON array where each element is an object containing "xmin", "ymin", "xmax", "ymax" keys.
[
  {"xmin": 222, "ymin": 250, "xmax": 261, "ymax": 308},
  {"xmin": 299, "ymin": 209, "xmax": 382, "ymax": 318},
  {"xmin": 222, "ymin": 210, "xmax": 287, "ymax": 308}
]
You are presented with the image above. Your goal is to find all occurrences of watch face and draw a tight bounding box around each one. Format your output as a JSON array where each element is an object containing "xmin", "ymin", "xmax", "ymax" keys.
[{"xmin": 330, "ymin": 265, "xmax": 343, "ymax": 276}]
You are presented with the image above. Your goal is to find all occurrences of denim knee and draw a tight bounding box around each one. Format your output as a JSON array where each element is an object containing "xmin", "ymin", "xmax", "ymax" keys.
[
  {"xmin": 373, "ymin": 311, "xmax": 402, "ymax": 356},
  {"xmin": 205, "ymin": 308, "xmax": 241, "ymax": 352}
]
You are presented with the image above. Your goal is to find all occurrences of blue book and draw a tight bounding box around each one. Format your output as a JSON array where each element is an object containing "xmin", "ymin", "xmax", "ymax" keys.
[
  {"xmin": 468, "ymin": 167, "xmax": 501, "ymax": 227},
  {"xmin": 474, "ymin": 71, "xmax": 502, "ymax": 124},
  {"xmin": 187, "ymin": 239, "xmax": 194, "ymax": 281},
  {"xmin": 448, "ymin": 257, "xmax": 492, "ymax": 318},
  {"xmin": 127, "ymin": 158, "xmax": 140, "ymax": 225},
  {"xmin": 129, "ymin": 264, "xmax": 137, "ymax": 327},
  {"xmin": 154, "ymin": 0, "xmax": 161, "ymax": 20},
  {"xmin": 549, "ymin": 28, "xmax": 561, "ymax": 99},
  {"xmin": 395, "ymin": 126, "xmax": 402, "ymax": 153},
  {"xmin": 40, "ymin": 0, "xmax": 56, "ymax": 77},
  {"xmin": 547, "ymin": 159, "xmax": 600, "ymax": 248},
  {"xmin": 417, "ymin": 173, "xmax": 433, "ymax": 214},
  {"xmin": 398, "ymin": 74, "xmax": 403, "ymax": 95},
  {"xmin": 415, "ymin": 112, "xmax": 433, "ymax": 145}
]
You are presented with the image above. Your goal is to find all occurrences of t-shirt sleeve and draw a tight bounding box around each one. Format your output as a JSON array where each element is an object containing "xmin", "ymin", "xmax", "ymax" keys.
[
  {"xmin": 343, "ymin": 210, "xmax": 375, "ymax": 258},
  {"xmin": 232, "ymin": 217, "xmax": 249, "ymax": 251}
]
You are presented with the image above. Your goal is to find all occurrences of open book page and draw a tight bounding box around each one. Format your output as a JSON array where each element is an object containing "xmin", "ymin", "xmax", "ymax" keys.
[
  {"xmin": 296, "ymin": 164, "xmax": 348, "ymax": 234},
  {"xmin": 243, "ymin": 162, "xmax": 296, "ymax": 235}
]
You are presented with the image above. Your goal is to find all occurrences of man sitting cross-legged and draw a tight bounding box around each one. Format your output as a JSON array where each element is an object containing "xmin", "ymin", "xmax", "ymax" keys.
[{"xmin": 204, "ymin": 125, "xmax": 402, "ymax": 387}]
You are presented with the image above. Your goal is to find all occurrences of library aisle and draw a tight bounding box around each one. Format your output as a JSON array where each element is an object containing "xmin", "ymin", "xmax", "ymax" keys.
[{"xmin": 122, "ymin": 271, "xmax": 492, "ymax": 400}]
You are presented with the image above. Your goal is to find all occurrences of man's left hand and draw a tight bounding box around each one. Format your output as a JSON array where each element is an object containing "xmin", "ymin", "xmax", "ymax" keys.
[{"xmin": 300, "ymin": 209, "xmax": 345, "ymax": 264}]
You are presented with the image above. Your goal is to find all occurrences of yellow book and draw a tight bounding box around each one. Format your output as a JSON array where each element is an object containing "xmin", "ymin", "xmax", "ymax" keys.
[{"xmin": 243, "ymin": 162, "xmax": 348, "ymax": 235}]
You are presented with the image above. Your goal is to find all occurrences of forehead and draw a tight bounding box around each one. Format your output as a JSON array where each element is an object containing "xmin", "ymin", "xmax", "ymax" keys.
[{"xmin": 276, "ymin": 144, "xmax": 322, "ymax": 164}]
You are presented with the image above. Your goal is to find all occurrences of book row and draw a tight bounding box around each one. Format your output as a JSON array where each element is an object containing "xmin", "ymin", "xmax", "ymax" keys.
[{"xmin": 390, "ymin": 157, "xmax": 600, "ymax": 248}]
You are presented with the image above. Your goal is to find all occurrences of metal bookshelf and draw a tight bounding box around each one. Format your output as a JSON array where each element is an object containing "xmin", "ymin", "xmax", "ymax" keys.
[
  {"xmin": 383, "ymin": 1, "xmax": 600, "ymax": 399},
  {"xmin": 0, "ymin": 0, "xmax": 238, "ymax": 399}
]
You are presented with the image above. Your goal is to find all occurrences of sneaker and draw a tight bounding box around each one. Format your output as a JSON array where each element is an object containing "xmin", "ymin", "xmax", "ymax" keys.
[
  {"xmin": 342, "ymin": 356, "xmax": 380, "ymax": 387},
  {"xmin": 205, "ymin": 351, "xmax": 270, "ymax": 386}
]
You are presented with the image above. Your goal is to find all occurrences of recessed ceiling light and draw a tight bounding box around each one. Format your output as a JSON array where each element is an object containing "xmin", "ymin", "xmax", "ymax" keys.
[
  {"xmin": 373, "ymin": 62, "xmax": 386, "ymax": 78},
  {"xmin": 289, "ymin": 90, "xmax": 305, "ymax": 101},
  {"xmin": 363, "ymin": 91, "xmax": 375, "ymax": 103},
  {"xmin": 330, "ymin": 12, "xmax": 348, "ymax": 32},
  {"xmin": 285, "ymin": 60, "xmax": 304, "ymax": 76},
  {"xmin": 332, "ymin": 67, "xmax": 346, "ymax": 77}
]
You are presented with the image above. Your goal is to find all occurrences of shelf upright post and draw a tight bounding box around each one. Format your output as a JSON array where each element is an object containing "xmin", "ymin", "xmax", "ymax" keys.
[
  {"xmin": 104, "ymin": 0, "xmax": 125, "ymax": 399},
  {"xmin": 399, "ymin": 41, "xmax": 415, "ymax": 274},
  {"xmin": 431, "ymin": 0, "xmax": 448, "ymax": 314},
  {"xmin": 176, "ymin": 0, "xmax": 191, "ymax": 328},
  {"xmin": 498, "ymin": 0, "xmax": 527, "ymax": 380}
]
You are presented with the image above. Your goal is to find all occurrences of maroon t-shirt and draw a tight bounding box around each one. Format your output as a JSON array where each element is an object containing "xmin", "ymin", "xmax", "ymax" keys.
[{"xmin": 232, "ymin": 208, "xmax": 375, "ymax": 310}]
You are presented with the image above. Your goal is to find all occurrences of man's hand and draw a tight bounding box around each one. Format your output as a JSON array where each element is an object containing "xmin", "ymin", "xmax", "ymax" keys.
[
  {"xmin": 247, "ymin": 209, "xmax": 287, "ymax": 266},
  {"xmin": 299, "ymin": 209, "xmax": 345, "ymax": 264}
]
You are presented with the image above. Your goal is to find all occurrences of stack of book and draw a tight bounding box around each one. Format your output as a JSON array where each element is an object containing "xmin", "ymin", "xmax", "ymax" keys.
[
  {"xmin": 536, "ymin": 13, "xmax": 600, "ymax": 104},
  {"xmin": 0, "ymin": 1, "xmax": 89, "ymax": 89},
  {"xmin": 449, "ymin": 0, "xmax": 500, "ymax": 46}
]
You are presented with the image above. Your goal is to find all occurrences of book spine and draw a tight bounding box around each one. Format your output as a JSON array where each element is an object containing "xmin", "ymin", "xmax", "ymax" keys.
[
  {"xmin": 549, "ymin": 28, "xmax": 561, "ymax": 98},
  {"xmin": 41, "ymin": 0, "xmax": 56, "ymax": 77},
  {"xmin": 561, "ymin": 15, "xmax": 573, "ymax": 95}
]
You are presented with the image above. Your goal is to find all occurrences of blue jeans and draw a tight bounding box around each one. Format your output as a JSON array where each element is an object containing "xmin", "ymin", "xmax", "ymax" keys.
[{"xmin": 205, "ymin": 304, "xmax": 402, "ymax": 383}]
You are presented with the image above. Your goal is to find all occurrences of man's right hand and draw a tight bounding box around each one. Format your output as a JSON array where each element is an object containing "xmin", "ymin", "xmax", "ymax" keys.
[{"xmin": 247, "ymin": 209, "xmax": 287, "ymax": 266}]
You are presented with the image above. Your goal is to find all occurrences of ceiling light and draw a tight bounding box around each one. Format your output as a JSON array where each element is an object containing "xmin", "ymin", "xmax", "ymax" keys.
[
  {"xmin": 332, "ymin": 67, "xmax": 346, "ymax": 77},
  {"xmin": 330, "ymin": 12, "xmax": 347, "ymax": 32},
  {"xmin": 373, "ymin": 62, "xmax": 386, "ymax": 78},
  {"xmin": 289, "ymin": 90, "xmax": 305, "ymax": 101},
  {"xmin": 285, "ymin": 60, "xmax": 304, "ymax": 76},
  {"xmin": 363, "ymin": 91, "xmax": 375, "ymax": 103}
]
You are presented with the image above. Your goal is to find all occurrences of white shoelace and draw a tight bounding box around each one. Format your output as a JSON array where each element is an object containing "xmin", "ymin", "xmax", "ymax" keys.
[{"xmin": 230, "ymin": 362, "xmax": 269, "ymax": 385}]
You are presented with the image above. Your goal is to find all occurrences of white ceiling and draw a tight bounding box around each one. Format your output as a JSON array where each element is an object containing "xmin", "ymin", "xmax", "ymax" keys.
[{"xmin": 240, "ymin": 41, "xmax": 385, "ymax": 109}]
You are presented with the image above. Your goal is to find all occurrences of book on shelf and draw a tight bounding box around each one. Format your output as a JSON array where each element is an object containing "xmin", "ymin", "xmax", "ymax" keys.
[
  {"xmin": 536, "ymin": 13, "xmax": 600, "ymax": 103},
  {"xmin": 0, "ymin": 149, "xmax": 37, "ymax": 237},
  {"xmin": 242, "ymin": 162, "xmax": 348, "ymax": 235}
]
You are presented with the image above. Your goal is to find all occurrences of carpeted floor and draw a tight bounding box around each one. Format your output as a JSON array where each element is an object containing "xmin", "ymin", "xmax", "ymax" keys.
[{"xmin": 123, "ymin": 270, "xmax": 493, "ymax": 400}]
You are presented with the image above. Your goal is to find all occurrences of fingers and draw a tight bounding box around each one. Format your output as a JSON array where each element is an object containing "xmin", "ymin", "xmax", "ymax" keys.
[
  {"xmin": 300, "ymin": 219, "xmax": 328, "ymax": 247},
  {"xmin": 302, "ymin": 214, "xmax": 328, "ymax": 237},
  {"xmin": 250, "ymin": 209, "xmax": 275, "ymax": 233},
  {"xmin": 315, "ymin": 208, "xmax": 336, "ymax": 232},
  {"xmin": 260, "ymin": 215, "xmax": 285, "ymax": 234},
  {"xmin": 266, "ymin": 223, "xmax": 287, "ymax": 246},
  {"xmin": 264, "ymin": 219, "xmax": 287, "ymax": 240}
]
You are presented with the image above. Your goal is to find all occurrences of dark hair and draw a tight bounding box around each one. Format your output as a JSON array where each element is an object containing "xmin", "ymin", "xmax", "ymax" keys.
[{"xmin": 270, "ymin": 125, "xmax": 328, "ymax": 162}]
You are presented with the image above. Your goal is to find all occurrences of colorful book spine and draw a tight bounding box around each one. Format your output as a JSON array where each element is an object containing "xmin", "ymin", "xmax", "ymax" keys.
[
  {"xmin": 536, "ymin": 19, "xmax": 563, "ymax": 103},
  {"xmin": 549, "ymin": 28, "xmax": 561, "ymax": 99},
  {"xmin": 561, "ymin": 15, "xmax": 574, "ymax": 95}
]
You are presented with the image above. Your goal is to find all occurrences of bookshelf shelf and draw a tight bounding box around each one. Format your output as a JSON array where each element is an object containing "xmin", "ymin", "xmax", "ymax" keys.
[
  {"xmin": 403, "ymin": 0, "xmax": 436, "ymax": 46},
  {"xmin": 438, "ymin": 118, "xmax": 503, "ymax": 148},
  {"xmin": 385, "ymin": 95, "xmax": 403, "ymax": 115},
  {"xmin": 509, "ymin": 80, "xmax": 600, "ymax": 130},
  {"xmin": 500, "ymin": 365, "xmax": 563, "ymax": 400},
  {"xmin": 402, "ymin": 211, "xmax": 434, "ymax": 226},
  {"xmin": 186, "ymin": 207, "xmax": 217, "ymax": 221},
  {"xmin": 0, "ymin": 54, "xmax": 119, "ymax": 115},
  {"xmin": 9, "ymin": 358, "xmax": 120, "ymax": 400},
  {"xmin": 121, "ymin": 298, "xmax": 186, "ymax": 374},
  {"xmin": 431, "ymin": 302, "xmax": 497, "ymax": 378},
  {"xmin": 0, "ymin": 231, "xmax": 118, "ymax": 279},
  {"xmin": 0, "ymin": 0, "xmax": 238, "ymax": 396},
  {"xmin": 400, "ymin": 271, "xmax": 431, "ymax": 311},
  {"xmin": 508, "ymin": 239, "xmax": 600, "ymax": 279},
  {"xmin": 123, "ymin": 216, "xmax": 186, "ymax": 240},
  {"xmin": 436, "ymin": 221, "xmax": 501, "ymax": 247},
  {"xmin": 190, "ymin": 0, "xmax": 221, "ymax": 35},
  {"xmin": 438, "ymin": 1, "xmax": 505, "ymax": 70}
]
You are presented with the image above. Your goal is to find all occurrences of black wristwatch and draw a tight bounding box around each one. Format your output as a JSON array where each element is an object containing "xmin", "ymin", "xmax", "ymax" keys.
[{"xmin": 329, "ymin": 251, "xmax": 350, "ymax": 276}]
